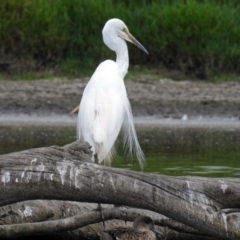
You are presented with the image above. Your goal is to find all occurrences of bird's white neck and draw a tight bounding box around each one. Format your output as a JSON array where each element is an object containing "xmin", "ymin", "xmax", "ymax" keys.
[
  {"xmin": 115, "ymin": 40, "xmax": 129, "ymax": 78},
  {"xmin": 103, "ymin": 30, "xmax": 129, "ymax": 78}
]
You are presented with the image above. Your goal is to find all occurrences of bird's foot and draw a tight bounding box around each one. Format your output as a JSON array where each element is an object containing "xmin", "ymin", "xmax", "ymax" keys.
[
  {"xmin": 113, "ymin": 204, "xmax": 129, "ymax": 209},
  {"xmin": 112, "ymin": 205, "xmax": 129, "ymax": 225}
]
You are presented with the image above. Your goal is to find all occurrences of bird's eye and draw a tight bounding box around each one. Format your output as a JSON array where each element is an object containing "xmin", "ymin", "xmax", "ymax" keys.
[{"xmin": 122, "ymin": 27, "xmax": 128, "ymax": 33}]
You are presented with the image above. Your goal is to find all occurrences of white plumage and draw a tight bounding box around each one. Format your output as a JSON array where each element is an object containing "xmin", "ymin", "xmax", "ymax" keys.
[{"xmin": 77, "ymin": 18, "xmax": 148, "ymax": 168}]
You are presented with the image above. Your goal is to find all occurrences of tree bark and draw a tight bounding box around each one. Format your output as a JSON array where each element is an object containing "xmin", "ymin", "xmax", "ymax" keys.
[{"xmin": 0, "ymin": 140, "xmax": 240, "ymax": 239}]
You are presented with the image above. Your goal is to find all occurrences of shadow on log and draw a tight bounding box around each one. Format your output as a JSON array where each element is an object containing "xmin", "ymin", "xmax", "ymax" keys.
[{"xmin": 0, "ymin": 140, "xmax": 240, "ymax": 239}]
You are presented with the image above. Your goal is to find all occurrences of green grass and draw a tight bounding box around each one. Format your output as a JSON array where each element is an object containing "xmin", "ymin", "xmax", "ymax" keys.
[
  {"xmin": 1, "ymin": 0, "xmax": 240, "ymax": 79},
  {"xmin": 1, "ymin": 64, "xmax": 240, "ymax": 82},
  {"xmin": 1, "ymin": 71, "xmax": 57, "ymax": 81},
  {"xmin": 209, "ymin": 73, "xmax": 240, "ymax": 83}
]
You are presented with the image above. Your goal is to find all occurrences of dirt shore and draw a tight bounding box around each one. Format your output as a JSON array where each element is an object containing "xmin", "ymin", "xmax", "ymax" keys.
[{"xmin": 0, "ymin": 77, "xmax": 239, "ymax": 119}]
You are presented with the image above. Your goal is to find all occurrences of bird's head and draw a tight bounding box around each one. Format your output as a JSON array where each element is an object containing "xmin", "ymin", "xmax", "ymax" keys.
[
  {"xmin": 133, "ymin": 216, "xmax": 162, "ymax": 235},
  {"xmin": 102, "ymin": 18, "xmax": 148, "ymax": 54}
]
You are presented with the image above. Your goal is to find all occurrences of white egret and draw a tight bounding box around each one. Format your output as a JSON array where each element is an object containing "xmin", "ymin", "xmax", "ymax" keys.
[{"xmin": 77, "ymin": 18, "xmax": 148, "ymax": 168}]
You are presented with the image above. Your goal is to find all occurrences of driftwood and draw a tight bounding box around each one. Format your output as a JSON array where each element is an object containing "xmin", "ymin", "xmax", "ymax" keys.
[{"xmin": 0, "ymin": 140, "xmax": 240, "ymax": 240}]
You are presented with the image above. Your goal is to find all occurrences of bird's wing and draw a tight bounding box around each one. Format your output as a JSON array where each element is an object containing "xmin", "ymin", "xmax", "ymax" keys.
[{"xmin": 77, "ymin": 60, "xmax": 126, "ymax": 164}]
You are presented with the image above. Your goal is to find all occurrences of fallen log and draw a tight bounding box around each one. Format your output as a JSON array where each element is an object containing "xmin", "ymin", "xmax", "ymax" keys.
[
  {"xmin": 0, "ymin": 140, "xmax": 239, "ymax": 239},
  {"xmin": 2, "ymin": 200, "xmax": 217, "ymax": 240}
]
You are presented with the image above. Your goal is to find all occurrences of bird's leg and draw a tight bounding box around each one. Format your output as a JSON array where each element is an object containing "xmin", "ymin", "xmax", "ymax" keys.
[
  {"xmin": 91, "ymin": 153, "xmax": 101, "ymax": 166},
  {"xmin": 94, "ymin": 153, "xmax": 99, "ymax": 164},
  {"xmin": 93, "ymin": 203, "xmax": 106, "ymax": 229},
  {"xmin": 98, "ymin": 203, "xmax": 105, "ymax": 227},
  {"xmin": 92, "ymin": 155, "xmax": 106, "ymax": 228}
]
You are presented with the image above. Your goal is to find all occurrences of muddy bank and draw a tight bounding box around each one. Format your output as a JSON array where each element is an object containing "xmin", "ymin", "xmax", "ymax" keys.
[{"xmin": 0, "ymin": 77, "xmax": 239, "ymax": 118}]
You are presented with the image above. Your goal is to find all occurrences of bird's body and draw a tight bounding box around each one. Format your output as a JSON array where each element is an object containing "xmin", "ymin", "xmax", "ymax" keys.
[
  {"xmin": 78, "ymin": 60, "xmax": 127, "ymax": 165},
  {"xmin": 100, "ymin": 216, "xmax": 161, "ymax": 240},
  {"xmin": 77, "ymin": 18, "xmax": 148, "ymax": 167},
  {"xmin": 100, "ymin": 227, "xmax": 157, "ymax": 240}
]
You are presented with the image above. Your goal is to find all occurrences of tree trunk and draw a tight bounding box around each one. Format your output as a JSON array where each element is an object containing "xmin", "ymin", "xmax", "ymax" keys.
[{"xmin": 0, "ymin": 140, "xmax": 239, "ymax": 239}]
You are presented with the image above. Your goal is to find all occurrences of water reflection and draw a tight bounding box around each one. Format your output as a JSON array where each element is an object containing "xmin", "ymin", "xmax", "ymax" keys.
[
  {"xmin": 112, "ymin": 150, "xmax": 240, "ymax": 177},
  {"xmin": 112, "ymin": 121, "xmax": 240, "ymax": 177}
]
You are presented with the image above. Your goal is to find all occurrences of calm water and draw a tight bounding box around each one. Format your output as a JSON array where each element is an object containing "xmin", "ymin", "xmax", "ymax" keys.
[{"xmin": 0, "ymin": 116, "xmax": 240, "ymax": 178}]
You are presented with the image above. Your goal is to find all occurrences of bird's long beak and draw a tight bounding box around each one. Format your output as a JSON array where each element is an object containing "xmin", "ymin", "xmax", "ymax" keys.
[
  {"xmin": 150, "ymin": 226, "xmax": 162, "ymax": 235},
  {"xmin": 120, "ymin": 30, "xmax": 149, "ymax": 54}
]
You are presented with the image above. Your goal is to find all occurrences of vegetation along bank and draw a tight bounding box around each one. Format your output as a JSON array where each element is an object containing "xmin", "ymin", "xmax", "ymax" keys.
[{"xmin": 0, "ymin": 0, "xmax": 240, "ymax": 79}]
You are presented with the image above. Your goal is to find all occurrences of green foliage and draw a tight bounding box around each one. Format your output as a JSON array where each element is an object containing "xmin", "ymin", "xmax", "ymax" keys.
[{"xmin": 0, "ymin": 0, "xmax": 240, "ymax": 79}]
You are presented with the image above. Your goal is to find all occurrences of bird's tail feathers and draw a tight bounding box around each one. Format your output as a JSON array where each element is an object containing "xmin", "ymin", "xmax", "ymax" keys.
[{"xmin": 122, "ymin": 100, "xmax": 145, "ymax": 169}]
